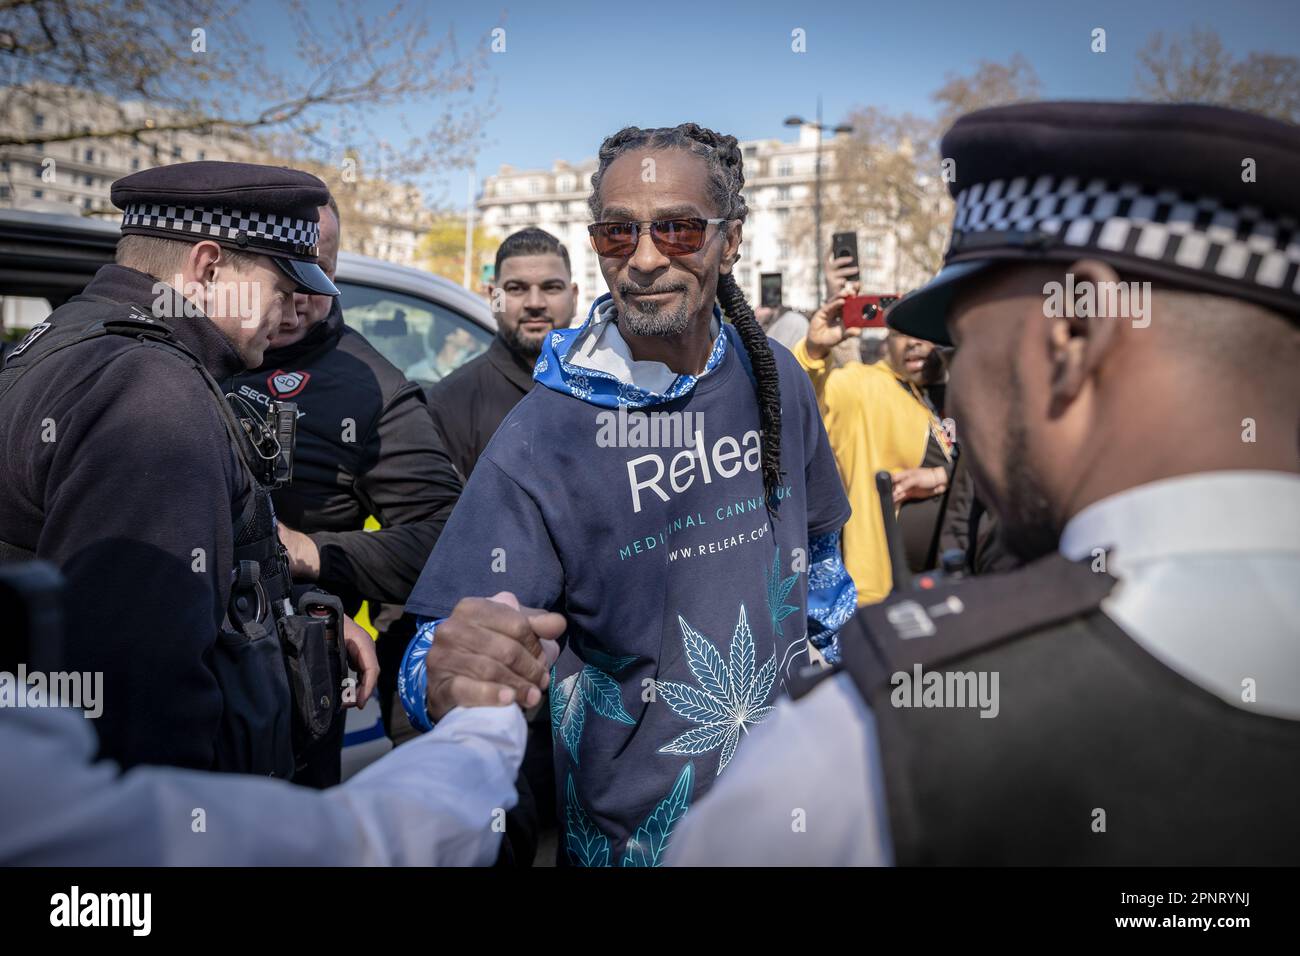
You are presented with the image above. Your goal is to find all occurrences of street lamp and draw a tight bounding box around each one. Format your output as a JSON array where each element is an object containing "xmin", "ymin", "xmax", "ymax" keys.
[{"xmin": 785, "ymin": 97, "xmax": 852, "ymax": 300}]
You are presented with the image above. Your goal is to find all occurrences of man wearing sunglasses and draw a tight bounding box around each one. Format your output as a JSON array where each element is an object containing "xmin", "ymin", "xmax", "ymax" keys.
[{"xmin": 397, "ymin": 123, "xmax": 856, "ymax": 865}]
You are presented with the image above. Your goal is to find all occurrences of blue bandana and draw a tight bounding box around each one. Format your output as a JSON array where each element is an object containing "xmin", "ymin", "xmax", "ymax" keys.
[{"xmin": 531, "ymin": 293, "xmax": 733, "ymax": 409}]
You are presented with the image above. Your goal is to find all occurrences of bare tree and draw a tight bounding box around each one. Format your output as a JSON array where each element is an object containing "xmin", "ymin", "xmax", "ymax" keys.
[
  {"xmin": 1136, "ymin": 27, "xmax": 1300, "ymax": 123},
  {"xmin": 0, "ymin": 0, "xmax": 494, "ymax": 186},
  {"xmin": 931, "ymin": 53, "xmax": 1042, "ymax": 131}
]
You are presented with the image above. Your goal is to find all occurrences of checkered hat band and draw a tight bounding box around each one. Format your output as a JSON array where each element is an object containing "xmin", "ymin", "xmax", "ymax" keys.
[
  {"xmin": 951, "ymin": 177, "xmax": 1300, "ymax": 296},
  {"xmin": 120, "ymin": 203, "xmax": 319, "ymax": 254}
]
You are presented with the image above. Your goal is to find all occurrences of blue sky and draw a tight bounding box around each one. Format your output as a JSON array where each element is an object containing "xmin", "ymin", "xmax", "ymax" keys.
[{"xmin": 261, "ymin": 0, "xmax": 1300, "ymax": 208}]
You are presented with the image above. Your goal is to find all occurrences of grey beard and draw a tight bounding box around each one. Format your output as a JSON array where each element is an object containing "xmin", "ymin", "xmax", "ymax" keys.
[{"xmin": 618, "ymin": 297, "xmax": 693, "ymax": 337}]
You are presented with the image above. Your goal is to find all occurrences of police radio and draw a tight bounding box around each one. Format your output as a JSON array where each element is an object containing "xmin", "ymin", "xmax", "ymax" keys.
[
  {"xmin": 267, "ymin": 401, "xmax": 297, "ymax": 488},
  {"xmin": 227, "ymin": 393, "xmax": 298, "ymax": 489},
  {"xmin": 876, "ymin": 470, "xmax": 966, "ymax": 593}
]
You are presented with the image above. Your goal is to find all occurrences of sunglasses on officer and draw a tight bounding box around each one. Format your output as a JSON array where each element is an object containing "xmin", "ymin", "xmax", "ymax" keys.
[{"xmin": 588, "ymin": 218, "xmax": 732, "ymax": 258}]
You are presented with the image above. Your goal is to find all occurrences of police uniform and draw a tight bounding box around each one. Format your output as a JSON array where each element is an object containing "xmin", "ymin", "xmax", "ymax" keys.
[
  {"xmin": 225, "ymin": 293, "xmax": 465, "ymax": 764},
  {"xmin": 0, "ymin": 161, "xmax": 346, "ymax": 778},
  {"xmin": 667, "ymin": 102, "xmax": 1300, "ymax": 866}
]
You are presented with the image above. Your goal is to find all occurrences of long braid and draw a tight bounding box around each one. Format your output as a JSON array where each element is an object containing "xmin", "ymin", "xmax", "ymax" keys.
[
  {"xmin": 717, "ymin": 270, "xmax": 784, "ymax": 511},
  {"xmin": 589, "ymin": 122, "xmax": 786, "ymax": 513}
]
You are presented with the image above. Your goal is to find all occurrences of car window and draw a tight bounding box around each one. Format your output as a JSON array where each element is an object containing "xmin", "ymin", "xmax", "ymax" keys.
[
  {"xmin": 336, "ymin": 282, "xmax": 492, "ymax": 386},
  {"xmin": 1, "ymin": 296, "xmax": 55, "ymax": 349}
]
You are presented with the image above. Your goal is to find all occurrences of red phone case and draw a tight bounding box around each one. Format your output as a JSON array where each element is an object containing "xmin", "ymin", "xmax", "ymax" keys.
[{"xmin": 842, "ymin": 294, "xmax": 896, "ymax": 329}]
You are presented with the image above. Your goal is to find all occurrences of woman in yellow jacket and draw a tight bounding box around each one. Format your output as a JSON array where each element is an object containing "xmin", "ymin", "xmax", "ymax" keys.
[{"xmin": 793, "ymin": 285, "xmax": 953, "ymax": 606}]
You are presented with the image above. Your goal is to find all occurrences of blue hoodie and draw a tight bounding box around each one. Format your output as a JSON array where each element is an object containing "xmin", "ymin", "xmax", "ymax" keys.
[{"xmin": 401, "ymin": 294, "xmax": 855, "ymax": 865}]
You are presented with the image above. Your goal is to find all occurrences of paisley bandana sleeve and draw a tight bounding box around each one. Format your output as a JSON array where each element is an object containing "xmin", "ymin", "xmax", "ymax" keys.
[
  {"xmin": 398, "ymin": 617, "xmax": 442, "ymax": 732},
  {"xmin": 806, "ymin": 529, "xmax": 856, "ymax": 665}
]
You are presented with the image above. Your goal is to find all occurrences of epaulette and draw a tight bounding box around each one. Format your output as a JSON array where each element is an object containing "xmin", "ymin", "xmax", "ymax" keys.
[{"xmin": 839, "ymin": 552, "xmax": 1117, "ymax": 698}]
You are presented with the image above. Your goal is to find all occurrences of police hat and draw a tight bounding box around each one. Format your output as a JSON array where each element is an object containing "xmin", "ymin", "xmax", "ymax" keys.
[
  {"xmin": 888, "ymin": 102, "xmax": 1300, "ymax": 344},
  {"xmin": 110, "ymin": 161, "xmax": 338, "ymax": 296}
]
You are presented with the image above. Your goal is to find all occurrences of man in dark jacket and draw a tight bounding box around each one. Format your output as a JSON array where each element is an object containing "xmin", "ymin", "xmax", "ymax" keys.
[
  {"xmin": 0, "ymin": 161, "xmax": 372, "ymax": 776},
  {"xmin": 226, "ymin": 198, "xmax": 463, "ymax": 775},
  {"xmin": 426, "ymin": 228, "xmax": 577, "ymax": 480}
]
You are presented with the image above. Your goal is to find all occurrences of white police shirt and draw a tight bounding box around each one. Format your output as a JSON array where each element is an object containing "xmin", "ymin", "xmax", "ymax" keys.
[
  {"xmin": 667, "ymin": 470, "xmax": 1300, "ymax": 865},
  {"xmin": 0, "ymin": 701, "xmax": 526, "ymax": 865}
]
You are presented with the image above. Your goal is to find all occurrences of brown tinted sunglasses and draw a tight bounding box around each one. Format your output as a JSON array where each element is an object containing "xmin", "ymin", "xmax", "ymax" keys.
[{"xmin": 588, "ymin": 218, "xmax": 731, "ymax": 258}]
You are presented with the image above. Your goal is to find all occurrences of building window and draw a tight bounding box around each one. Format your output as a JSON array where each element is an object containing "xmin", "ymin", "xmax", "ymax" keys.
[
  {"xmin": 499, "ymin": 180, "xmax": 513, "ymax": 196},
  {"xmin": 131, "ymin": 158, "xmax": 140, "ymax": 171},
  {"xmin": 0, "ymin": 186, "xmax": 10, "ymax": 199},
  {"xmin": 777, "ymin": 160, "xmax": 792, "ymax": 177},
  {"xmin": 777, "ymin": 240, "xmax": 790, "ymax": 260},
  {"xmin": 529, "ymin": 179, "xmax": 542, "ymax": 194},
  {"xmin": 198, "ymin": 150, "xmax": 206, "ymax": 161},
  {"xmin": 556, "ymin": 174, "xmax": 574, "ymax": 192},
  {"xmin": 776, "ymin": 185, "xmax": 791, "ymax": 202},
  {"xmin": 33, "ymin": 189, "xmax": 44, "ymax": 199},
  {"xmin": 83, "ymin": 197, "xmax": 93, "ymax": 210},
  {"xmin": 84, "ymin": 174, "xmax": 94, "ymax": 186},
  {"xmin": 172, "ymin": 146, "xmax": 182, "ymax": 159},
  {"xmin": 84, "ymin": 148, "xmax": 95, "ymax": 162},
  {"xmin": 34, "ymin": 113, "xmax": 45, "ymax": 129},
  {"xmin": 526, "ymin": 204, "xmax": 537, "ymax": 219},
  {"xmin": 776, "ymin": 208, "xmax": 790, "ymax": 223}
]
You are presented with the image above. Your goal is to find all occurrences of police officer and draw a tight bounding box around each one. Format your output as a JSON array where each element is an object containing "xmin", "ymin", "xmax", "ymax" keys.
[
  {"xmin": 226, "ymin": 196, "xmax": 462, "ymax": 783},
  {"xmin": 669, "ymin": 102, "xmax": 1300, "ymax": 865},
  {"xmin": 0, "ymin": 161, "xmax": 370, "ymax": 779}
]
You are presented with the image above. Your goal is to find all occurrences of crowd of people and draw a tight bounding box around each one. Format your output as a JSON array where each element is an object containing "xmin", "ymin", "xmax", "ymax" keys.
[{"xmin": 1, "ymin": 100, "xmax": 1297, "ymax": 866}]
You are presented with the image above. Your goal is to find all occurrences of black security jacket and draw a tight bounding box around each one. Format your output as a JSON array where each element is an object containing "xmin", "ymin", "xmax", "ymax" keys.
[{"xmin": 226, "ymin": 302, "xmax": 462, "ymax": 613}]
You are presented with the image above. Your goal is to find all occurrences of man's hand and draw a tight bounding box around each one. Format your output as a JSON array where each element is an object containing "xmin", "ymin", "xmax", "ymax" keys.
[
  {"xmin": 891, "ymin": 466, "xmax": 949, "ymax": 504},
  {"xmin": 805, "ymin": 282, "xmax": 862, "ymax": 361},
  {"xmin": 278, "ymin": 523, "xmax": 321, "ymax": 580},
  {"xmin": 425, "ymin": 591, "xmax": 566, "ymax": 721},
  {"xmin": 341, "ymin": 614, "xmax": 380, "ymax": 708},
  {"xmin": 825, "ymin": 253, "xmax": 860, "ymax": 300}
]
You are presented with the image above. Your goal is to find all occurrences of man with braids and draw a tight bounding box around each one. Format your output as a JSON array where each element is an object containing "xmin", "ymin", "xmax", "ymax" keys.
[{"xmin": 397, "ymin": 123, "xmax": 856, "ymax": 865}]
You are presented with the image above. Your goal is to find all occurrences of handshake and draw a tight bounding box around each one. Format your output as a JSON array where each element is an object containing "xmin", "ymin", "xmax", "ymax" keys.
[{"xmin": 424, "ymin": 591, "xmax": 565, "ymax": 721}]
